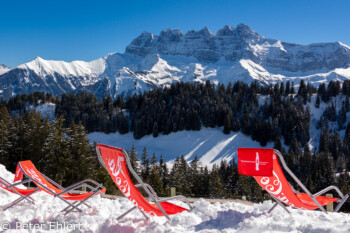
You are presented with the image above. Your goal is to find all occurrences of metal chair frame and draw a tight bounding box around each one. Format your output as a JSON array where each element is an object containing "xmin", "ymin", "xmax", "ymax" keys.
[
  {"xmin": 17, "ymin": 163, "xmax": 105, "ymax": 215},
  {"xmin": 267, "ymin": 149, "xmax": 349, "ymax": 214},
  {"xmin": 0, "ymin": 177, "xmax": 40, "ymax": 211}
]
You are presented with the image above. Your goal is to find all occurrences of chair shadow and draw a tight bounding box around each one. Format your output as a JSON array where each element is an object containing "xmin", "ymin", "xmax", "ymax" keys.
[
  {"xmin": 195, "ymin": 209, "xmax": 262, "ymax": 231},
  {"xmin": 97, "ymin": 224, "xmax": 136, "ymax": 233}
]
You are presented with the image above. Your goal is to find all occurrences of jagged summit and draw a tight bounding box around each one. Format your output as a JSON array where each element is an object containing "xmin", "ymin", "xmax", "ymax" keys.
[
  {"xmin": 216, "ymin": 25, "xmax": 235, "ymax": 36},
  {"xmin": 1, "ymin": 24, "xmax": 350, "ymax": 100},
  {"xmin": 125, "ymin": 24, "xmax": 264, "ymax": 60},
  {"xmin": 185, "ymin": 27, "xmax": 213, "ymax": 37},
  {"xmin": 0, "ymin": 64, "xmax": 9, "ymax": 68}
]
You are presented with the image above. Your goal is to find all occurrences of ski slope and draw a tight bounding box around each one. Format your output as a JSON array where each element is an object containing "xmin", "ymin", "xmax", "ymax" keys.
[
  {"xmin": 1, "ymin": 164, "xmax": 350, "ymax": 232},
  {"xmin": 89, "ymin": 127, "xmax": 274, "ymax": 167}
]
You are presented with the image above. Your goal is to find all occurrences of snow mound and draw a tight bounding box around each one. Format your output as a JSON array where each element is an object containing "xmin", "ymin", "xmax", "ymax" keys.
[{"xmin": 1, "ymin": 164, "xmax": 350, "ymax": 232}]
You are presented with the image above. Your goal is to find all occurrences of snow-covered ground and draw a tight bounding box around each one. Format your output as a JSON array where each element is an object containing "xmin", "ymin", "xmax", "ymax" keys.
[
  {"xmin": 29, "ymin": 102, "xmax": 56, "ymax": 120},
  {"xmin": 88, "ymin": 94, "xmax": 350, "ymax": 168},
  {"xmin": 89, "ymin": 127, "xmax": 274, "ymax": 167},
  {"xmin": 1, "ymin": 164, "xmax": 350, "ymax": 233},
  {"xmin": 308, "ymin": 95, "xmax": 350, "ymax": 151}
]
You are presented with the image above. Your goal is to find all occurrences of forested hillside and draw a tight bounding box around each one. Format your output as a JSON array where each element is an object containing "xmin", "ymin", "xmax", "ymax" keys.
[{"xmin": 0, "ymin": 80, "xmax": 350, "ymax": 211}]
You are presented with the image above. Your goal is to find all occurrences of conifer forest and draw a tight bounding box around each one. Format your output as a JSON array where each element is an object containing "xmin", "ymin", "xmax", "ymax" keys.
[{"xmin": 0, "ymin": 80, "xmax": 350, "ymax": 211}]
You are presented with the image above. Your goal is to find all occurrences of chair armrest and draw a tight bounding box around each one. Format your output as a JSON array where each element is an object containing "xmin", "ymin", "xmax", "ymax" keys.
[
  {"xmin": 156, "ymin": 195, "xmax": 194, "ymax": 211},
  {"xmin": 0, "ymin": 177, "xmax": 11, "ymax": 187},
  {"xmin": 41, "ymin": 173, "xmax": 64, "ymax": 189},
  {"xmin": 8, "ymin": 179, "xmax": 32, "ymax": 188},
  {"xmin": 57, "ymin": 179, "xmax": 105, "ymax": 197},
  {"xmin": 313, "ymin": 185, "xmax": 345, "ymax": 198},
  {"xmin": 135, "ymin": 183, "xmax": 160, "ymax": 200},
  {"xmin": 156, "ymin": 195, "xmax": 185, "ymax": 203},
  {"xmin": 289, "ymin": 182, "xmax": 300, "ymax": 194}
]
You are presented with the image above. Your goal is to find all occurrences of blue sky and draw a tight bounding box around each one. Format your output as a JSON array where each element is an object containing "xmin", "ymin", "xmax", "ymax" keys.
[{"xmin": 1, "ymin": 0, "xmax": 350, "ymax": 67}]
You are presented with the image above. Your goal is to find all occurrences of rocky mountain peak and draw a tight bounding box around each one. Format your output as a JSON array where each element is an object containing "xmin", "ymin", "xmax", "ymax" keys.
[
  {"xmin": 1, "ymin": 24, "xmax": 350, "ymax": 100},
  {"xmin": 215, "ymin": 25, "xmax": 235, "ymax": 36},
  {"xmin": 128, "ymin": 31, "xmax": 155, "ymax": 47},
  {"xmin": 185, "ymin": 27, "xmax": 213, "ymax": 37},
  {"xmin": 158, "ymin": 28, "xmax": 183, "ymax": 42},
  {"xmin": 0, "ymin": 64, "xmax": 9, "ymax": 69},
  {"xmin": 0, "ymin": 64, "xmax": 10, "ymax": 75}
]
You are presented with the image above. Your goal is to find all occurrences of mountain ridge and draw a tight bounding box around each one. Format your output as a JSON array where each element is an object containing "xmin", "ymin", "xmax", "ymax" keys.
[
  {"xmin": 0, "ymin": 64, "xmax": 10, "ymax": 75},
  {"xmin": 1, "ymin": 24, "xmax": 350, "ymax": 100}
]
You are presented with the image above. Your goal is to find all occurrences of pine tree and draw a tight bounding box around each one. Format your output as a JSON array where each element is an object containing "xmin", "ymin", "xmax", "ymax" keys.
[
  {"xmin": 159, "ymin": 155, "xmax": 170, "ymax": 195},
  {"xmin": 149, "ymin": 166, "xmax": 164, "ymax": 196},
  {"xmin": 128, "ymin": 145, "xmax": 140, "ymax": 177},
  {"xmin": 41, "ymin": 117, "xmax": 70, "ymax": 186},
  {"xmin": 338, "ymin": 105, "xmax": 347, "ymax": 130},
  {"xmin": 198, "ymin": 166, "xmax": 210, "ymax": 197},
  {"xmin": 274, "ymin": 136, "xmax": 283, "ymax": 151},
  {"xmin": 141, "ymin": 147, "xmax": 150, "ymax": 182},
  {"xmin": 285, "ymin": 81, "xmax": 290, "ymax": 96},
  {"xmin": 23, "ymin": 111, "xmax": 49, "ymax": 169},
  {"xmin": 315, "ymin": 94, "xmax": 321, "ymax": 108},
  {"xmin": 9, "ymin": 117, "xmax": 27, "ymax": 171},
  {"xmin": 209, "ymin": 168, "xmax": 225, "ymax": 198},
  {"xmin": 345, "ymin": 96, "xmax": 350, "ymax": 112},
  {"xmin": 147, "ymin": 153, "xmax": 163, "ymax": 195},
  {"xmin": 291, "ymin": 82, "xmax": 295, "ymax": 94},
  {"xmin": 66, "ymin": 122, "xmax": 97, "ymax": 183},
  {"xmin": 0, "ymin": 107, "xmax": 11, "ymax": 168},
  {"xmin": 319, "ymin": 127, "xmax": 329, "ymax": 153},
  {"xmin": 223, "ymin": 111, "xmax": 232, "ymax": 134},
  {"xmin": 170, "ymin": 156, "xmax": 191, "ymax": 195},
  {"xmin": 190, "ymin": 155, "xmax": 201, "ymax": 196},
  {"xmin": 152, "ymin": 121, "xmax": 159, "ymax": 137}
]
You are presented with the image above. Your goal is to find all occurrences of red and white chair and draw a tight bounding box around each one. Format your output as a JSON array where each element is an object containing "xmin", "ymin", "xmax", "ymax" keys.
[
  {"xmin": 14, "ymin": 161, "xmax": 106, "ymax": 215},
  {"xmin": 96, "ymin": 144, "xmax": 193, "ymax": 220},
  {"xmin": 237, "ymin": 148, "xmax": 349, "ymax": 213}
]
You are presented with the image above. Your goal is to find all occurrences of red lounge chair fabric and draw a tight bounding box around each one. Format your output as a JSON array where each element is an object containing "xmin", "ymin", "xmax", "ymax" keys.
[
  {"xmin": 253, "ymin": 152, "xmax": 336, "ymax": 210},
  {"xmin": 96, "ymin": 144, "xmax": 188, "ymax": 217},
  {"xmin": 238, "ymin": 148, "xmax": 273, "ymax": 176},
  {"xmin": 237, "ymin": 148, "xmax": 348, "ymax": 213},
  {"xmin": 0, "ymin": 181, "xmax": 37, "ymax": 196},
  {"xmin": 297, "ymin": 193, "xmax": 338, "ymax": 208},
  {"xmin": 0, "ymin": 173, "xmax": 40, "ymax": 211},
  {"xmin": 16, "ymin": 161, "xmax": 105, "ymax": 200}
]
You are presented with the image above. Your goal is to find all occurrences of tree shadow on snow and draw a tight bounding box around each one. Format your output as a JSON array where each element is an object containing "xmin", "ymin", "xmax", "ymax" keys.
[{"xmin": 195, "ymin": 209, "xmax": 261, "ymax": 231}]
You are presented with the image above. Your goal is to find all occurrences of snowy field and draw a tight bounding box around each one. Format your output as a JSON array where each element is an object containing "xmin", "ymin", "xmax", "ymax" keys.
[
  {"xmin": 1, "ymin": 164, "xmax": 350, "ymax": 233},
  {"xmin": 89, "ymin": 128, "xmax": 273, "ymax": 167},
  {"xmin": 88, "ymin": 95, "xmax": 350, "ymax": 168}
]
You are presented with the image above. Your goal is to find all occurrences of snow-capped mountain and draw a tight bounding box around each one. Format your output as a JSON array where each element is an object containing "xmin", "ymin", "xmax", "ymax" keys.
[
  {"xmin": 0, "ymin": 64, "xmax": 10, "ymax": 75},
  {"xmin": 1, "ymin": 24, "xmax": 350, "ymax": 100}
]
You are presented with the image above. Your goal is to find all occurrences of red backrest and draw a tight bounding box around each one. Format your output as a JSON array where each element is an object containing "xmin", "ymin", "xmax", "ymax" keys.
[
  {"xmin": 17, "ymin": 161, "xmax": 62, "ymax": 195},
  {"xmin": 16, "ymin": 161, "xmax": 105, "ymax": 200},
  {"xmin": 237, "ymin": 148, "xmax": 308, "ymax": 209},
  {"xmin": 238, "ymin": 148, "xmax": 273, "ymax": 176},
  {"xmin": 96, "ymin": 144, "xmax": 168, "ymax": 216}
]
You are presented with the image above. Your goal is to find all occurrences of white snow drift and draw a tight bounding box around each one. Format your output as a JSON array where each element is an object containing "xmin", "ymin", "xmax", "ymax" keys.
[{"xmin": 1, "ymin": 164, "xmax": 350, "ymax": 232}]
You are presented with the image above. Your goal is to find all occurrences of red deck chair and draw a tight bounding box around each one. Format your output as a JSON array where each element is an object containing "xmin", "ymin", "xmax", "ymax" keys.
[
  {"xmin": 237, "ymin": 148, "xmax": 349, "ymax": 214},
  {"xmin": 15, "ymin": 160, "xmax": 106, "ymax": 215},
  {"xmin": 96, "ymin": 144, "xmax": 193, "ymax": 220},
  {"xmin": 0, "ymin": 175, "xmax": 40, "ymax": 211}
]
